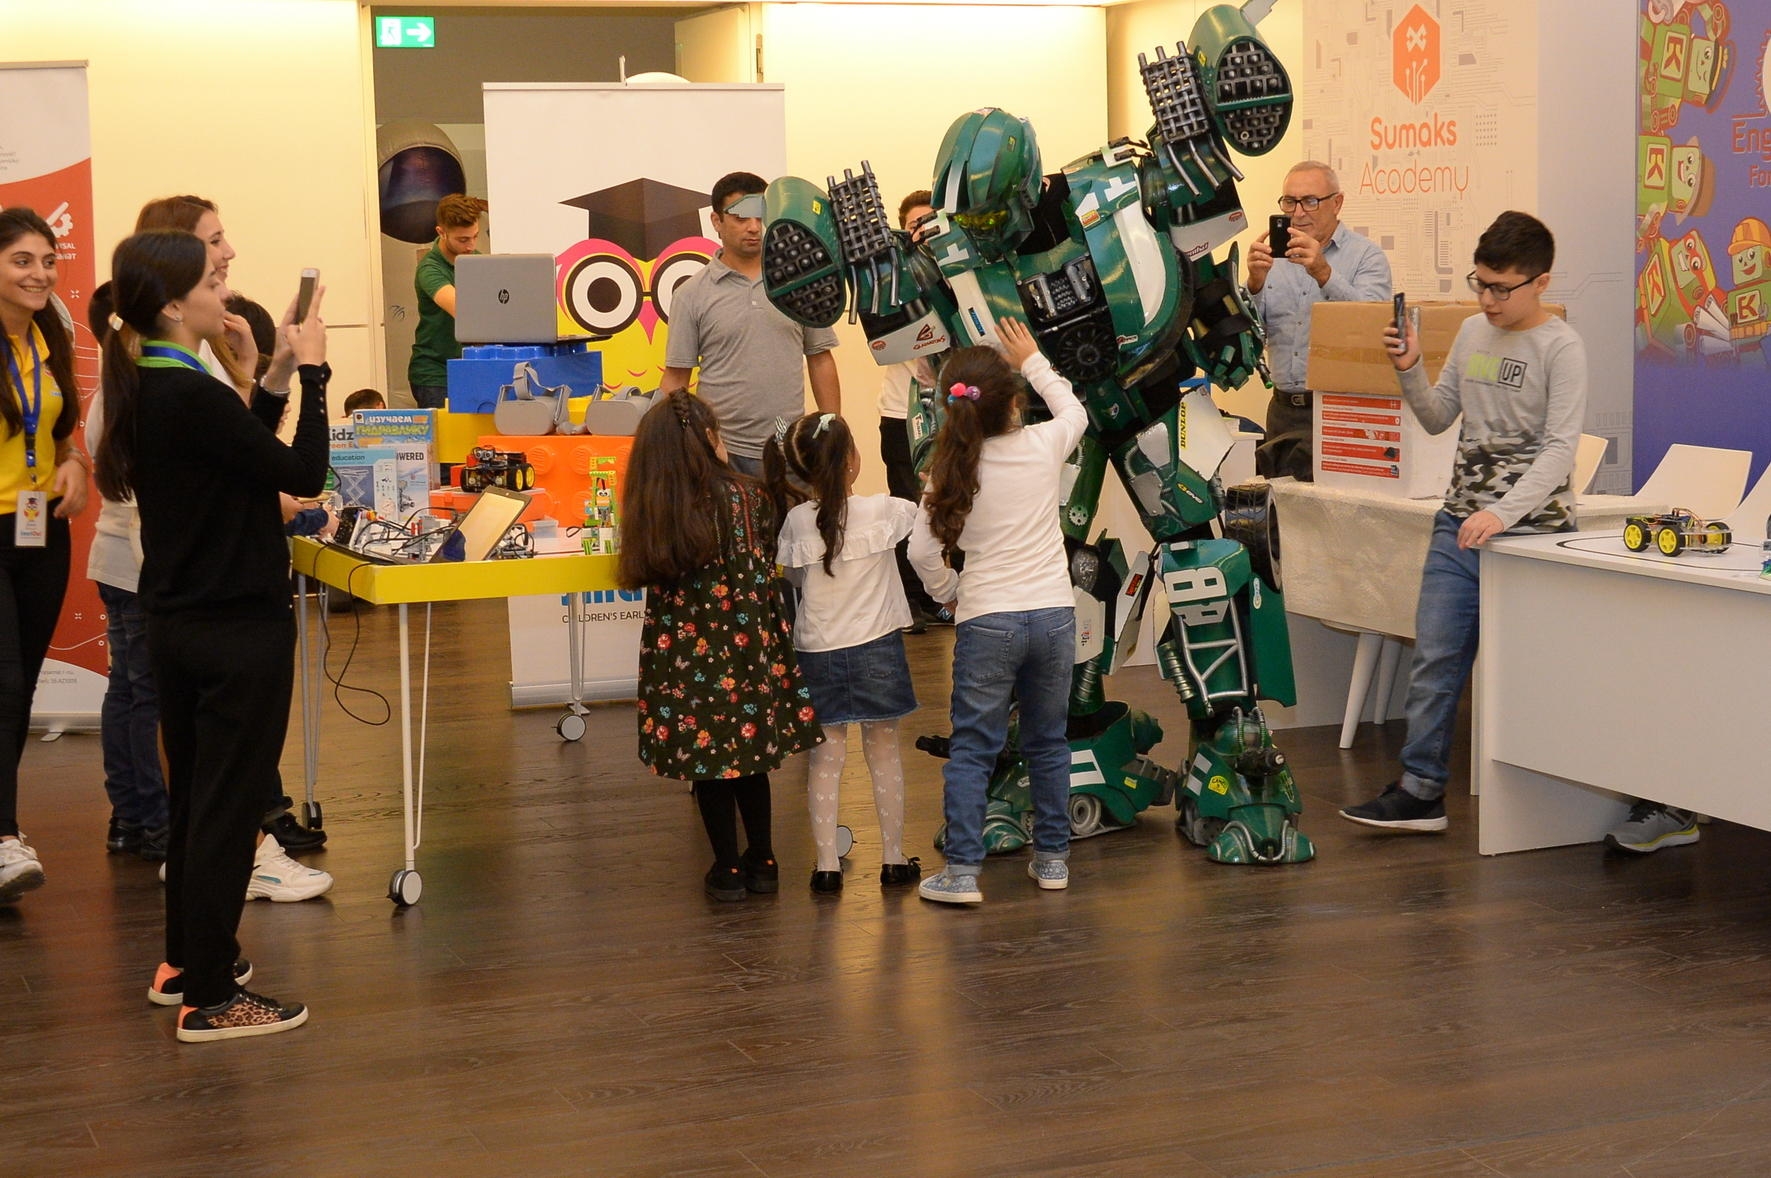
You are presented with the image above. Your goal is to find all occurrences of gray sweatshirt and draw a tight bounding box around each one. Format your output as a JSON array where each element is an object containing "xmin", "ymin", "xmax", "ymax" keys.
[{"xmin": 1400, "ymin": 314, "xmax": 1587, "ymax": 532}]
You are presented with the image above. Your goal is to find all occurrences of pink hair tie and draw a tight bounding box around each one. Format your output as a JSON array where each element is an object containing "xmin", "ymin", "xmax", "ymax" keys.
[{"xmin": 947, "ymin": 382, "xmax": 980, "ymax": 403}]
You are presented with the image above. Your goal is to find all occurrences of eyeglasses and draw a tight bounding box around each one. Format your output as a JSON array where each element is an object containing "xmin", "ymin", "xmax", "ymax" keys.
[
  {"xmin": 1465, "ymin": 271, "xmax": 1542, "ymax": 301},
  {"xmin": 1277, "ymin": 193, "xmax": 1338, "ymax": 212}
]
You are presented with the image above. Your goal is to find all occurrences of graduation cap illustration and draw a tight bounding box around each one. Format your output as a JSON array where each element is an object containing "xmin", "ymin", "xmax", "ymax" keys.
[{"xmin": 561, "ymin": 178, "xmax": 711, "ymax": 260}]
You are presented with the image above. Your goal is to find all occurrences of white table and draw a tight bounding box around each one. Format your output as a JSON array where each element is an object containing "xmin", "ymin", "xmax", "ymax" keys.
[
  {"xmin": 1476, "ymin": 530, "xmax": 1771, "ymax": 854},
  {"xmin": 1270, "ymin": 479, "xmax": 1661, "ymax": 746}
]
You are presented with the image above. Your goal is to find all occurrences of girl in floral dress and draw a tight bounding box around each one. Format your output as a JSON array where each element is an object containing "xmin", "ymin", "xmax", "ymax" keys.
[{"xmin": 618, "ymin": 390, "xmax": 821, "ymax": 901}]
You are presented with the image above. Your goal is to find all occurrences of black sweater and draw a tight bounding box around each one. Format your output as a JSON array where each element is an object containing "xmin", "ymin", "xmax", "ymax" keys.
[{"xmin": 135, "ymin": 363, "xmax": 329, "ymax": 615}]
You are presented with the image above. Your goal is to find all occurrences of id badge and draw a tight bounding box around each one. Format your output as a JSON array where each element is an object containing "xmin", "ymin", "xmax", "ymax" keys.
[{"xmin": 15, "ymin": 489, "xmax": 47, "ymax": 548}]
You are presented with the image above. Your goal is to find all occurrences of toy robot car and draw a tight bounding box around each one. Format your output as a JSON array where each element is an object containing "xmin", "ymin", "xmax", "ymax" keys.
[{"xmin": 1621, "ymin": 509, "xmax": 1732, "ymax": 556}]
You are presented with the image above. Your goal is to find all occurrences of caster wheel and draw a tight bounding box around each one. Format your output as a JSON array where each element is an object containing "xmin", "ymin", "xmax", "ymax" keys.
[
  {"xmin": 1067, "ymin": 792, "xmax": 1105, "ymax": 838},
  {"xmin": 389, "ymin": 868, "xmax": 423, "ymax": 907},
  {"xmin": 304, "ymin": 800, "xmax": 324, "ymax": 831},
  {"xmin": 835, "ymin": 825, "xmax": 854, "ymax": 860},
  {"xmin": 556, "ymin": 711, "xmax": 587, "ymax": 742}
]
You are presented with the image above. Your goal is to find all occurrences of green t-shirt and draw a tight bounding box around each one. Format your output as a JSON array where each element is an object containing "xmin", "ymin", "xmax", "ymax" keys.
[{"xmin": 408, "ymin": 240, "xmax": 460, "ymax": 387}]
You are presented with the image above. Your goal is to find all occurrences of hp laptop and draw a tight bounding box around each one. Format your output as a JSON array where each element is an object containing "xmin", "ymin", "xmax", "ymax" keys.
[{"xmin": 454, "ymin": 253, "xmax": 585, "ymax": 345}]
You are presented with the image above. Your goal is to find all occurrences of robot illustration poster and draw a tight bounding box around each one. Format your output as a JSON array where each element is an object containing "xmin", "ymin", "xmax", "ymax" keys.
[{"xmin": 1632, "ymin": 0, "xmax": 1771, "ymax": 477}]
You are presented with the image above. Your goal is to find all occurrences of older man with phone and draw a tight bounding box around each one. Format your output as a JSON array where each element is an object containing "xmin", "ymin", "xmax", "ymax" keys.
[{"xmin": 1245, "ymin": 161, "xmax": 1393, "ymax": 480}]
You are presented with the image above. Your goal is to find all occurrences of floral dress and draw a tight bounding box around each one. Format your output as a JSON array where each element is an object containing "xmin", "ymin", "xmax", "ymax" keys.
[{"xmin": 636, "ymin": 480, "xmax": 821, "ymax": 780}]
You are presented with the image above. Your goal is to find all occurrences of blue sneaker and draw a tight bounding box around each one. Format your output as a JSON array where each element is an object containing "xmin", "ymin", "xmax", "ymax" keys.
[
  {"xmin": 918, "ymin": 870, "xmax": 982, "ymax": 904},
  {"xmin": 1028, "ymin": 859, "xmax": 1069, "ymax": 890}
]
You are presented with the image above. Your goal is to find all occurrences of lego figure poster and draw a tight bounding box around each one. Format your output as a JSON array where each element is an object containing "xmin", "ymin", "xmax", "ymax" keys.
[{"xmin": 1633, "ymin": 0, "xmax": 1771, "ymax": 481}]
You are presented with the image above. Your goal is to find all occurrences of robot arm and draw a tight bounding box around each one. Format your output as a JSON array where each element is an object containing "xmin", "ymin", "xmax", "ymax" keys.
[{"xmin": 762, "ymin": 165, "xmax": 957, "ymax": 366}]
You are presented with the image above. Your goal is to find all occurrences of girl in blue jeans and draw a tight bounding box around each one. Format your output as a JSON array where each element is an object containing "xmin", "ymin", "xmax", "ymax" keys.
[{"xmin": 907, "ymin": 318, "xmax": 1087, "ymax": 904}]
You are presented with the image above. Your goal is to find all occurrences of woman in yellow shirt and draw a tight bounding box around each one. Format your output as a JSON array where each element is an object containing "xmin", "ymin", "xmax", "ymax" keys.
[{"xmin": 0, "ymin": 206, "xmax": 89, "ymax": 904}]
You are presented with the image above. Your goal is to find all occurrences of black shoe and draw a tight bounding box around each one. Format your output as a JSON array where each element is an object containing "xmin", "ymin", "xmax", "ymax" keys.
[
  {"xmin": 902, "ymin": 612, "xmax": 929, "ymax": 635},
  {"xmin": 106, "ymin": 818, "xmax": 141, "ymax": 855},
  {"xmin": 704, "ymin": 865, "xmax": 746, "ymax": 902},
  {"xmin": 1338, "ymin": 782, "xmax": 1448, "ymax": 832},
  {"xmin": 927, "ymin": 606, "xmax": 955, "ymax": 626},
  {"xmin": 880, "ymin": 857, "xmax": 922, "ymax": 887},
  {"xmin": 740, "ymin": 850, "xmax": 779, "ymax": 894},
  {"xmin": 262, "ymin": 811, "xmax": 327, "ymax": 852},
  {"xmin": 810, "ymin": 869, "xmax": 843, "ymax": 894},
  {"xmin": 136, "ymin": 825, "xmax": 170, "ymax": 863}
]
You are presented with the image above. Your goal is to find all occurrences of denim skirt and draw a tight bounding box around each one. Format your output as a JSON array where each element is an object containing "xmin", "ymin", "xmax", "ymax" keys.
[{"xmin": 796, "ymin": 629, "xmax": 917, "ymax": 725}]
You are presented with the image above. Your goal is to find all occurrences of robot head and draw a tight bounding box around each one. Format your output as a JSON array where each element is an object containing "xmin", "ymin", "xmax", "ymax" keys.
[{"xmin": 931, "ymin": 108, "xmax": 1042, "ymax": 260}]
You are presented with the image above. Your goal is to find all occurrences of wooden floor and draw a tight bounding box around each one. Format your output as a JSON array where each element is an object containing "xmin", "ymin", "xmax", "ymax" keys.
[{"xmin": 6, "ymin": 597, "xmax": 1771, "ymax": 1177}]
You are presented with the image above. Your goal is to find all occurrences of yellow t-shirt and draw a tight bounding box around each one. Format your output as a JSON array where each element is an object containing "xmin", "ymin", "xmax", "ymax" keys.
[{"xmin": 1, "ymin": 323, "xmax": 64, "ymax": 514}]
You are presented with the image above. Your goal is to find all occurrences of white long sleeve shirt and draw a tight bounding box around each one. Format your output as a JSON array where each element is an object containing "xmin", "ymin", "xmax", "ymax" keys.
[
  {"xmin": 907, "ymin": 353, "xmax": 1087, "ymax": 624},
  {"xmin": 777, "ymin": 493, "xmax": 917, "ymax": 652}
]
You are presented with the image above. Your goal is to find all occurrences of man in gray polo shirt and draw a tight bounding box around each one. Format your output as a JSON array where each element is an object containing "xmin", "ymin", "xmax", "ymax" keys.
[
  {"xmin": 1247, "ymin": 160, "xmax": 1392, "ymax": 480},
  {"xmin": 662, "ymin": 171, "xmax": 840, "ymax": 476}
]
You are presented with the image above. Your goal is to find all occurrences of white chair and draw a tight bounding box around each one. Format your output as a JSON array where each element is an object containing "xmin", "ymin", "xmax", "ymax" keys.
[
  {"xmin": 1721, "ymin": 465, "xmax": 1771, "ymax": 543},
  {"xmin": 1633, "ymin": 443, "xmax": 1751, "ymax": 520},
  {"xmin": 1572, "ymin": 433, "xmax": 1607, "ymax": 496}
]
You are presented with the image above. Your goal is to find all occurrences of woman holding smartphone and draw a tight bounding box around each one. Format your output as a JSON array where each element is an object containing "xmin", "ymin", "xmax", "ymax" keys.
[{"xmin": 95, "ymin": 228, "xmax": 328, "ymax": 1041}]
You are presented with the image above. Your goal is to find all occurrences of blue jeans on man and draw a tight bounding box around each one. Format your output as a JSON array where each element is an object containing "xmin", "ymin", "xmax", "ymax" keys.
[
  {"xmin": 98, "ymin": 582, "xmax": 169, "ymax": 831},
  {"xmin": 939, "ymin": 607, "xmax": 1075, "ymax": 869}
]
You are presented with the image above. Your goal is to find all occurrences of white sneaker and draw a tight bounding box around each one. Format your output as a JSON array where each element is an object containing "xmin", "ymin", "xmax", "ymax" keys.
[
  {"xmin": 0, "ymin": 836, "xmax": 45, "ymax": 903},
  {"xmin": 247, "ymin": 833, "xmax": 333, "ymax": 902}
]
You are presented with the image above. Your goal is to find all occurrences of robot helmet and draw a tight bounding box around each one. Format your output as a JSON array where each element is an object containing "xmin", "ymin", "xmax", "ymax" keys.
[{"xmin": 930, "ymin": 108, "xmax": 1042, "ymax": 258}]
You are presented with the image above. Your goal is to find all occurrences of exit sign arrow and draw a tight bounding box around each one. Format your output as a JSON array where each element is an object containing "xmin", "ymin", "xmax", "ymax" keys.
[{"xmin": 377, "ymin": 16, "xmax": 436, "ymax": 49}]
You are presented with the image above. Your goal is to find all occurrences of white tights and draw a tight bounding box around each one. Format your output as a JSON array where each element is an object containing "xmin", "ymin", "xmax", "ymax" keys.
[{"xmin": 807, "ymin": 719, "xmax": 908, "ymax": 872}]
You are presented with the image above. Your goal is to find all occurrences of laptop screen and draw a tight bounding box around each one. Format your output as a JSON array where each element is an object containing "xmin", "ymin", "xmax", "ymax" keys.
[{"xmin": 439, "ymin": 486, "xmax": 530, "ymax": 562}]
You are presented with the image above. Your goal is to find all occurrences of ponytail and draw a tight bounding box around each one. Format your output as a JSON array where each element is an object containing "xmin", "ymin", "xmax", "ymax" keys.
[
  {"xmin": 924, "ymin": 347, "xmax": 1022, "ymax": 555},
  {"xmin": 94, "ymin": 229, "xmax": 209, "ymax": 502},
  {"xmin": 768, "ymin": 412, "xmax": 853, "ymax": 574}
]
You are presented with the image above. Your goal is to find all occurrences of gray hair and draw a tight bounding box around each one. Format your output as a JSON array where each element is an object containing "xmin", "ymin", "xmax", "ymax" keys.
[{"xmin": 1288, "ymin": 160, "xmax": 1341, "ymax": 191}]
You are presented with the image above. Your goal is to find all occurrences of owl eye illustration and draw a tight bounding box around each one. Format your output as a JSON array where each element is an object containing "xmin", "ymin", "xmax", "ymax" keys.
[
  {"xmin": 563, "ymin": 252, "xmax": 644, "ymax": 337},
  {"xmin": 651, "ymin": 251, "xmax": 709, "ymax": 322}
]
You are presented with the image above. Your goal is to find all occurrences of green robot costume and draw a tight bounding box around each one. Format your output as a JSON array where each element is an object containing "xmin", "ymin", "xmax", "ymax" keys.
[{"xmin": 761, "ymin": 0, "xmax": 1311, "ymax": 865}]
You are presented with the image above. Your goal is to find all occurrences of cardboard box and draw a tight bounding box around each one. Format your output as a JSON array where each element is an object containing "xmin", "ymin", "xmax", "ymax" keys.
[
  {"xmin": 1305, "ymin": 301, "xmax": 1564, "ymax": 498},
  {"xmin": 350, "ymin": 409, "xmax": 437, "ymax": 524}
]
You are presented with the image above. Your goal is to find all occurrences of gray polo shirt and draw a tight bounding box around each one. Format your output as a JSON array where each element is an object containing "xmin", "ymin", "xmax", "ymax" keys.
[
  {"xmin": 665, "ymin": 251, "xmax": 839, "ymax": 460},
  {"xmin": 1252, "ymin": 221, "xmax": 1392, "ymax": 392}
]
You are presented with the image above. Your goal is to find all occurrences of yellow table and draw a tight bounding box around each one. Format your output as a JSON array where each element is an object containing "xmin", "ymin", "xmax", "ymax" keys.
[{"xmin": 290, "ymin": 539, "xmax": 620, "ymax": 905}]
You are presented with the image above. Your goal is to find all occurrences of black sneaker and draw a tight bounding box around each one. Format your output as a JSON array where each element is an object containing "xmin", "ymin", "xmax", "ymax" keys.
[
  {"xmin": 927, "ymin": 606, "xmax": 955, "ymax": 626},
  {"xmin": 176, "ymin": 988, "xmax": 307, "ymax": 1042},
  {"xmin": 106, "ymin": 818, "xmax": 141, "ymax": 855},
  {"xmin": 262, "ymin": 811, "xmax": 327, "ymax": 852},
  {"xmin": 704, "ymin": 864, "xmax": 745, "ymax": 903},
  {"xmin": 739, "ymin": 849, "xmax": 779, "ymax": 894},
  {"xmin": 136, "ymin": 825, "xmax": 170, "ymax": 863},
  {"xmin": 1338, "ymin": 783, "xmax": 1448, "ymax": 832}
]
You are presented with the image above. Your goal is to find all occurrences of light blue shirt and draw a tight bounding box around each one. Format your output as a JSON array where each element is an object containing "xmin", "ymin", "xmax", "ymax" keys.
[{"xmin": 1252, "ymin": 222, "xmax": 1392, "ymax": 392}]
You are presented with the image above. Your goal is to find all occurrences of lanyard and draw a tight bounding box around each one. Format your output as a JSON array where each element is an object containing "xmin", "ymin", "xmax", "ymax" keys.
[
  {"xmin": 137, "ymin": 341, "xmax": 207, "ymax": 371},
  {"xmin": 4, "ymin": 331, "xmax": 43, "ymax": 486}
]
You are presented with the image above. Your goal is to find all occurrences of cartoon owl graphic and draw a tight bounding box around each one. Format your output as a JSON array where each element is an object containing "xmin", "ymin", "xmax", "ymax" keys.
[{"xmin": 557, "ymin": 179, "xmax": 716, "ymax": 391}]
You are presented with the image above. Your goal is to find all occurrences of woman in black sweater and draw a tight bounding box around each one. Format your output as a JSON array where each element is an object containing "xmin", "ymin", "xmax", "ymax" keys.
[{"xmin": 94, "ymin": 229, "xmax": 328, "ymax": 1042}]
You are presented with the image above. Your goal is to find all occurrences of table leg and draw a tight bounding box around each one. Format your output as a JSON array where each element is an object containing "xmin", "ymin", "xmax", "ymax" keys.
[
  {"xmin": 1339, "ymin": 631, "xmax": 1383, "ymax": 749},
  {"xmin": 556, "ymin": 591, "xmax": 589, "ymax": 742},
  {"xmin": 389, "ymin": 601, "xmax": 423, "ymax": 906},
  {"xmin": 1370, "ymin": 636, "xmax": 1405, "ymax": 725},
  {"xmin": 295, "ymin": 573, "xmax": 321, "ymax": 826}
]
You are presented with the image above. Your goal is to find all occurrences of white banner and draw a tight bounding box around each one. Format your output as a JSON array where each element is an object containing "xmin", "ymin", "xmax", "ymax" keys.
[{"xmin": 482, "ymin": 82, "xmax": 786, "ymax": 702}]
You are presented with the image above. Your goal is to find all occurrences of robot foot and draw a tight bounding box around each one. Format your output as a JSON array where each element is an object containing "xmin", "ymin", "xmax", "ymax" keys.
[{"xmin": 1205, "ymin": 818, "xmax": 1315, "ymax": 865}]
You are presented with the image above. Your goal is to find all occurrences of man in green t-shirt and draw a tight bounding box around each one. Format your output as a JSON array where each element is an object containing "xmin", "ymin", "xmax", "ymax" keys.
[{"xmin": 407, "ymin": 194, "xmax": 486, "ymax": 410}]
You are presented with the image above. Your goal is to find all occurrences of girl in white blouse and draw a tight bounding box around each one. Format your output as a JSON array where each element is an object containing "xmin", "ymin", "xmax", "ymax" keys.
[{"xmin": 767, "ymin": 412, "xmax": 921, "ymax": 895}]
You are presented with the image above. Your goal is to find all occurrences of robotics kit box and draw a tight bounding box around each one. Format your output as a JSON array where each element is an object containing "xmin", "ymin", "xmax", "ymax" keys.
[{"xmin": 1305, "ymin": 302, "xmax": 1565, "ymax": 498}]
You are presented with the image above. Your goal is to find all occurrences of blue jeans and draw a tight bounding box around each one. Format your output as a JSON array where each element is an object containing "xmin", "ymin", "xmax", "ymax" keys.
[
  {"xmin": 1399, "ymin": 512, "xmax": 1482, "ymax": 802},
  {"xmin": 410, "ymin": 384, "xmax": 449, "ymax": 411},
  {"xmin": 941, "ymin": 607, "xmax": 1075, "ymax": 869},
  {"xmin": 97, "ymin": 582, "xmax": 169, "ymax": 829}
]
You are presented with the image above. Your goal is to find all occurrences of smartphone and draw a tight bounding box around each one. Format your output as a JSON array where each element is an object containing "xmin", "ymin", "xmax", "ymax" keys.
[
  {"xmin": 1269, "ymin": 214, "xmax": 1291, "ymax": 255},
  {"xmin": 1393, "ymin": 292, "xmax": 1408, "ymax": 335},
  {"xmin": 296, "ymin": 268, "xmax": 319, "ymax": 321}
]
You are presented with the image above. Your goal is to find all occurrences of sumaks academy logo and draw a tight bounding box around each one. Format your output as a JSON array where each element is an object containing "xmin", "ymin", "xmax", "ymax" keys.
[{"xmin": 1393, "ymin": 5, "xmax": 1441, "ymax": 105}]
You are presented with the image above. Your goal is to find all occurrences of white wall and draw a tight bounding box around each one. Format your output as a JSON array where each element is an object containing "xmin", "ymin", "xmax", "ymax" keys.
[
  {"xmin": 678, "ymin": 2, "xmax": 1109, "ymax": 494},
  {"xmin": 13, "ymin": 0, "xmax": 379, "ymax": 395},
  {"xmin": 1106, "ymin": 0, "xmax": 1306, "ymax": 424}
]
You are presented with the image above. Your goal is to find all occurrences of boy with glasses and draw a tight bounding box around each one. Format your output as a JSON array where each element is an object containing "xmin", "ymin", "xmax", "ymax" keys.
[
  {"xmin": 1246, "ymin": 161, "xmax": 1392, "ymax": 479},
  {"xmin": 1340, "ymin": 211, "xmax": 1587, "ymax": 832}
]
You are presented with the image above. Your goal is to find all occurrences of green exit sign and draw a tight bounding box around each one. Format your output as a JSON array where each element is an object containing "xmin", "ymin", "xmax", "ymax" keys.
[{"xmin": 376, "ymin": 16, "xmax": 435, "ymax": 49}]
